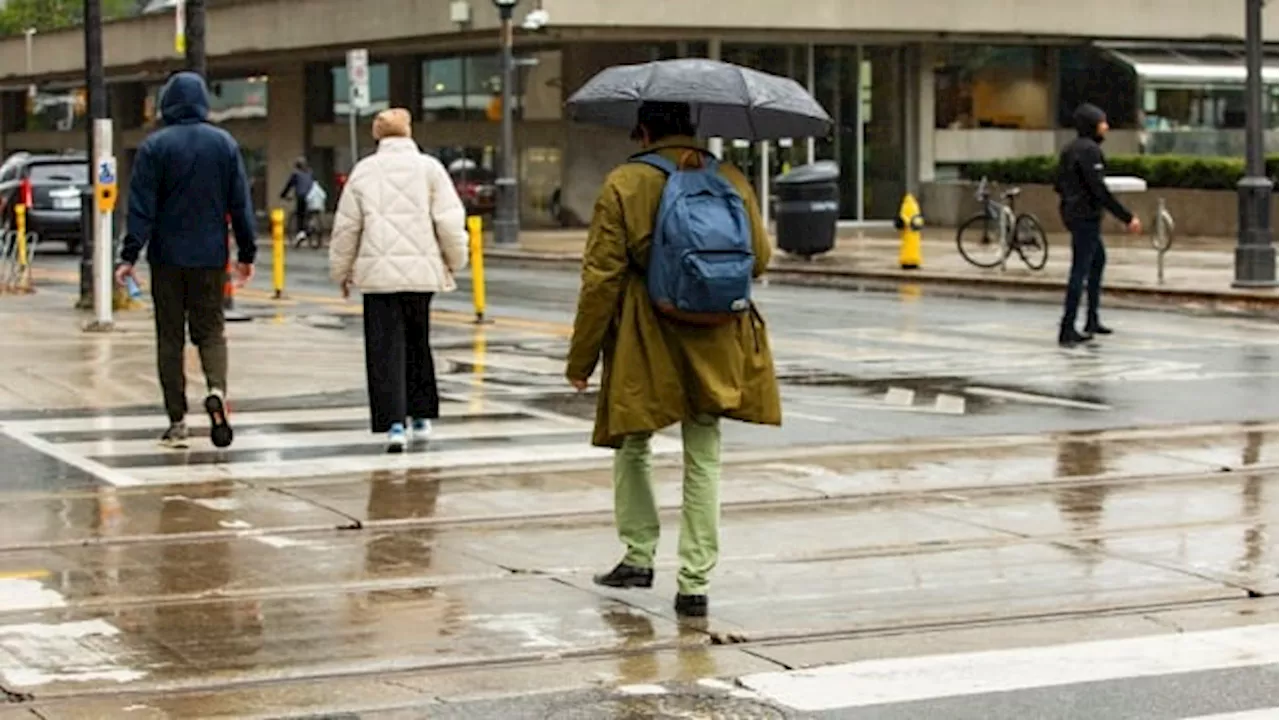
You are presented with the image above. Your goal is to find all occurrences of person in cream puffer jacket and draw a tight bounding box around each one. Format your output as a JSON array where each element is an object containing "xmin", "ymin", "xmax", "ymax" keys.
[{"xmin": 329, "ymin": 107, "xmax": 468, "ymax": 452}]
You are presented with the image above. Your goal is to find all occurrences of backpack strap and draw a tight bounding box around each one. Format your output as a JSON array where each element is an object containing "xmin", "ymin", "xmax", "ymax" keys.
[
  {"xmin": 630, "ymin": 147, "xmax": 720, "ymax": 175},
  {"xmin": 632, "ymin": 152, "xmax": 679, "ymax": 175}
]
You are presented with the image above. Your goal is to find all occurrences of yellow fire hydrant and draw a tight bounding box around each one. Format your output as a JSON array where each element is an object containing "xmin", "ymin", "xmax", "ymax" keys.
[{"xmin": 894, "ymin": 193, "xmax": 925, "ymax": 270}]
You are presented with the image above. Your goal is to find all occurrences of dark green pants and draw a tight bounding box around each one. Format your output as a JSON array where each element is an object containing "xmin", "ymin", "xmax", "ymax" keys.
[{"xmin": 151, "ymin": 266, "xmax": 228, "ymax": 422}]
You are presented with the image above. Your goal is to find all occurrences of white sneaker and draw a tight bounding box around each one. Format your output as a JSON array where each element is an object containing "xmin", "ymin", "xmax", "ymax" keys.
[
  {"xmin": 410, "ymin": 418, "xmax": 432, "ymax": 439},
  {"xmin": 386, "ymin": 423, "xmax": 407, "ymax": 454}
]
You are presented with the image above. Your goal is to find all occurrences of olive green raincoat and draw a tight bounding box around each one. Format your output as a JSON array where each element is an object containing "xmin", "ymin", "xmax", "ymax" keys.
[{"xmin": 565, "ymin": 136, "xmax": 782, "ymax": 448}]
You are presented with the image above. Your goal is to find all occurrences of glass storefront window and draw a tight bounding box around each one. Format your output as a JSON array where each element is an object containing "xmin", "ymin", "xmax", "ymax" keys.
[
  {"xmin": 935, "ymin": 45, "xmax": 1053, "ymax": 130},
  {"xmin": 331, "ymin": 63, "xmax": 390, "ymax": 119},
  {"xmin": 1058, "ymin": 47, "xmax": 1137, "ymax": 128},
  {"xmin": 25, "ymin": 88, "xmax": 87, "ymax": 132},
  {"xmin": 143, "ymin": 76, "xmax": 268, "ymax": 126}
]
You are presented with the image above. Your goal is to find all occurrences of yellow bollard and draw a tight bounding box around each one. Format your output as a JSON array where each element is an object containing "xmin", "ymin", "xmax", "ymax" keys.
[
  {"xmin": 467, "ymin": 215, "xmax": 490, "ymax": 324},
  {"xmin": 270, "ymin": 209, "xmax": 285, "ymax": 299},
  {"xmin": 14, "ymin": 204, "xmax": 28, "ymax": 291},
  {"xmin": 894, "ymin": 193, "xmax": 925, "ymax": 270}
]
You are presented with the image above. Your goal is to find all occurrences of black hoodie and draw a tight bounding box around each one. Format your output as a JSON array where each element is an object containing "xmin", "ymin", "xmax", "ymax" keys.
[
  {"xmin": 123, "ymin": 72, "xmax": 257, "ymax": 268},
  {"xmin": 1055, "ymin": 103, "xmax": 1133, "ymax": 226}
]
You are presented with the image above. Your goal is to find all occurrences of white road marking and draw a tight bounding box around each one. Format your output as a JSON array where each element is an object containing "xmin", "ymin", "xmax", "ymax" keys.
[
  {"xmin": 0, "ymin": 400, "xmax": 494, "ymax": 434},
  {"xmin": 1183, "ymin": 711, "xmax": 1280, "ymax": 720},
  {"xmin": 0, "ymin": 426, "xmax": 144, "ymax": 487},
  {"xmin": 934, "ymin": 393, "xmax": 967, "ymax": 414},
  {"xmin": 964, "ymin": 386, "xmax": 1112, "ymax": 411},
  {"xmin": 883, "ymin": 387, "xmax": 915, "ymax": 406},
  {"xmin": 60, "ymin": 418, "xmax": 588, "ymax": 457},
  {"xmin": 0, "ymin": 618, "xmax": 147, "ymax": 687},
  {"xmin": 737, "ymin": 623, "xmax": 1278, "ymax": 712}
]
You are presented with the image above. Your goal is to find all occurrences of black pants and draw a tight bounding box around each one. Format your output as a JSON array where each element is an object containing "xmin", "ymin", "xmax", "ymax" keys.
[
  {"xmin": 151, "ymin": 266, "xmax": 228, "ymax": 422},
  {"xmin": 292, "ymin": 199, "xmax": 308, "ymax": 236},
  {"xmin": 1061, "ymin": 219, "xmax": 1107, "ymax": 332},
  {"xmin": 363, "ymin": 292, "xmax": 439, "ymax": 433}
]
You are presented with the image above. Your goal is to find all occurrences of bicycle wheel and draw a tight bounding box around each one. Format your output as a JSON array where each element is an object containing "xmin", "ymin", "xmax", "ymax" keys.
[
  {"xmin": 956, "ymin": 213, "xmax": 1005, "ymax": 268},
  {"xmin": 1013, "ymin": 214, "xmax": 1048, "ymax": 270}
]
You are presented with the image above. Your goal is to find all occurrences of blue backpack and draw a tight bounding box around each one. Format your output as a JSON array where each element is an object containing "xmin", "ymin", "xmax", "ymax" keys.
[{"xmin": 634, "ymin": 151, "xmax": 755, "ymax": 324}]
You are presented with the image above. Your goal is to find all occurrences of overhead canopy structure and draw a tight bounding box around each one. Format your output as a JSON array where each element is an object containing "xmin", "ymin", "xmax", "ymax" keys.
[{"xmin": 1101, "ymin": 43, "xmax": 1280, "ymax": 85}]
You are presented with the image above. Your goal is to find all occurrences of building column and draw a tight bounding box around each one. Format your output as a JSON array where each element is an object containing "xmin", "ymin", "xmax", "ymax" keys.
[
  {"xmin": 266, "ymin": 63, "xmax": 307, "ymax": 219},
  {"xmin": 109, "ymin": 83, "xmax": 146, "ymax": 226},
  {"xmin": 912, "ymin": 44, "xmax": 937, "ymax": 189},
  {"xmin": 388, "ymin": 56, "xmax": 420, "ymax": 118}
]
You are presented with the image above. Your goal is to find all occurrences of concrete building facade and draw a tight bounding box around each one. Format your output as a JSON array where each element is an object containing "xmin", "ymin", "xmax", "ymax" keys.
[{"xmin": 1, "ymin": 0, "xmax": 1276, "ymax": 226}]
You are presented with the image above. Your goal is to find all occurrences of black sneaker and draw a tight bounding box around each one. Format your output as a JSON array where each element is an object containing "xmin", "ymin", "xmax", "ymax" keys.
[
  {"xmin": 592, "ymin": 563, "xmax": 654, "ymax": 589},
  {"xmin": 674, "ymin": 593, "xmax": 708, "ymax": 617},
  {"xmin": 1058, "ymin": 328, "xmax": 1092, "ymax": 347},
  {"xmin": 205, "ymin": 390, "xmax": 234, "ymax": 449},
  {"xmin": 160, "ymin": 422, "xmax": 190, "ymax": 449},
  {"xmin": 1084, "ymin": 322, "xmax": 1113, "ymax": 335}
]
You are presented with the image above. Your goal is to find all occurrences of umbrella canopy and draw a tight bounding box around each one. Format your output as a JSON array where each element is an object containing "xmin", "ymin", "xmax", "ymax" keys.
[{"xmin": 565, "ymin": 59, "xmax": 832, "ymax": 142}]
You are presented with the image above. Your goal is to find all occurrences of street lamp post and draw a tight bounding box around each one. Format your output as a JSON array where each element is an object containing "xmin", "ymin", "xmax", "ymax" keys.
[
  {"xmin": 492, "ymin": 0, "xmax": 520, "ymax": 246},
  {"xmin": 1234, "ymin": 0, "xmax": 1277, "ymax": 288}
]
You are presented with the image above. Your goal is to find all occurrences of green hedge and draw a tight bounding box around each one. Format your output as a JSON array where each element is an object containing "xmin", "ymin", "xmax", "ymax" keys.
[{"xmin": 962, "ymin": 154, "xmax": 1280, "ymax": 191}]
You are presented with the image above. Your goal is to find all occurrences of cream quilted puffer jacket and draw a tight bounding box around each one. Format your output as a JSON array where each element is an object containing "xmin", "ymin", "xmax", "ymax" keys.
[{"xmin": 329, "ymin": 137, "xmax": 468, "ymax": 294}]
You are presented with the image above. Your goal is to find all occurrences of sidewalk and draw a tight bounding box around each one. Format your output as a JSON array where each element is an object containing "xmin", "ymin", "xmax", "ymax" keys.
[{"xmin": 492, "ymin": 228, "xmax": 1279, "ymax": 310}]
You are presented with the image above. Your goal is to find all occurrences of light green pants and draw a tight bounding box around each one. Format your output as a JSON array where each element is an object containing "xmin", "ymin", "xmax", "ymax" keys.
[{"xmin": 613, "ymin": 414, "xmax": 722, "ymax": 595}]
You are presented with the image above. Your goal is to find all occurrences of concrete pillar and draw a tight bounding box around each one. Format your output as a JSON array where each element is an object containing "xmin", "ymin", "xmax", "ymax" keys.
[
  {"xmin": 388, "ymin": 56, "xmax": 420, "ymax": 118},
  {"xmin": 109, "ymin": 83, "xmax": 146, "ymax": 224},
  {"xmin": 266, "ymin": 63, "xmax": 306, "ymax": 219},
  {"xmin": 911, "ymin": 44, "xmax": 937, "ymax": 189}
]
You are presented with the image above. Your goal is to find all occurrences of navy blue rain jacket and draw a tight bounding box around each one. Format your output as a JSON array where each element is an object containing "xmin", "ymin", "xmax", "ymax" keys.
[{"xmin": 122, "ymin": 72, "xmax": 257, "ymax": 267}]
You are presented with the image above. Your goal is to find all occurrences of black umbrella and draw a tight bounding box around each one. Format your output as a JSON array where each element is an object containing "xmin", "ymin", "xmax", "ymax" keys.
[{"xmin": 565, "ymin": 59, "xmax": 832, "ymax": 141}]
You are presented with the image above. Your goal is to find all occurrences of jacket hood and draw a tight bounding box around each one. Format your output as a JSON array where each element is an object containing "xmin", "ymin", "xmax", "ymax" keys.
[
  {"xmin": 160, "ymin": 72, "xmax": 210, "ymax": 125},
  {"xmin": 1073, "ymin": 103, "xmax": 1106, "ymax": 141}
]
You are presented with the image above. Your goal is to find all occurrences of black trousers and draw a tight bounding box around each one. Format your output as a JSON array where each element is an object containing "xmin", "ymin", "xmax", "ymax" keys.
[
  {"xmin": 151, "ymin": 266, "xmax": 228, "ymax": 422},
  {"xmin": 1061, "ymin": 219, "xmax": 1107, "ymax": 332},
  {"xmin": 363, "ymin": 292, "xmax": 439, "ymax": 433}
]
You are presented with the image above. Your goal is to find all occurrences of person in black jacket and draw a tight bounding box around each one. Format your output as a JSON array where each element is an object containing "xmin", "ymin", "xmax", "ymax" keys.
[
  {"xmin": 280, "ymin": 157, "xmax": 315, "ymax": 241},
  {"xmin": 1055, "ymin": 103, "xmax": 1142, "ymax": 347},
  {"xmin": 116, "ymin": 72, "xmax": 257, "ymax": 449}
]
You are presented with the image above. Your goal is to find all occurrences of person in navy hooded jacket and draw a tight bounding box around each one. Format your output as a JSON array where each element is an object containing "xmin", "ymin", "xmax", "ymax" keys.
[{"xmin": 116, "ymin": 71, "xmax": 257, "ymax": 449}]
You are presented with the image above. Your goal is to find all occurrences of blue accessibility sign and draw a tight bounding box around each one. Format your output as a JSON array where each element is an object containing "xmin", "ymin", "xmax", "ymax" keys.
[{"xmin": 97, "ymin": 159, "xmax": 116, "ymax": 186}]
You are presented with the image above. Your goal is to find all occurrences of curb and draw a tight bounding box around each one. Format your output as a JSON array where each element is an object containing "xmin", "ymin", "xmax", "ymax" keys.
[{"xmin": 485, "ymin": 249, "xmax": 1279, "ymax": 316}]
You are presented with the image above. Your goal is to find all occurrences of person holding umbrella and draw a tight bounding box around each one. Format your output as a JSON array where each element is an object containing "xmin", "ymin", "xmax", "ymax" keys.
[{"xmin": 564, "ymin": 100, "xmax": 782, "ymax": 618}]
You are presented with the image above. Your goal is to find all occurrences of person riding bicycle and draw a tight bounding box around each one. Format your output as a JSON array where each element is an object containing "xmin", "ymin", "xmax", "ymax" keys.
[{"xmin": 280, "ymin": 157, "xmax": 316, "ymax": 242}]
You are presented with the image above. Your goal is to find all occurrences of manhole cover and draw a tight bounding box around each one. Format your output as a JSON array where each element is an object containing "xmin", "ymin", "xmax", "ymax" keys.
[{"xmin": 545, "ymin": 692, "xmax": 785, "ymax": 720}]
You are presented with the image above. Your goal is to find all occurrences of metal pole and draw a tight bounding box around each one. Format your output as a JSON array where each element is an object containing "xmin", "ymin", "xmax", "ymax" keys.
[
  {"xmin": 185, "ymin": 0, "xmax": 206, "ymax": 77},
  {"xmin": 493, "ymin": 2, "xmax": 520, "ymax": 246},
  {"xmin": 23, "ymin": 28, "xmax": 35, "ymax": 108},
  {"xmin": 806, "ymin": 43, "xmax": 816, "ymax": 165},
  {"xmin": 707, "ymin": 37, "xmax": 723, "ymax": 160},
  {"xmin": 348, "ymin": 91, "xmax": 358, "ymax": 172},
  {"xmin": 91, "ymin": 118, "xmax": 114, "ymax": 330},
  {"xmin": 79, "ymin": 0, "xmax": 105, "ymax": 310},
  {"xmin": 1233, "ymin": 0, "xmax": 1277, "ymax": 288},
  {"xmin": 759, "ymin": 140, "xmax": 771, "ymax": 229}
]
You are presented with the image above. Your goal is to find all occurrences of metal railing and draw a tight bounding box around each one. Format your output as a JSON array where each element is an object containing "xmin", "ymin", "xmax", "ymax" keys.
[
  {"xmin": 0, "ymin": 226, "xmax": 41, "ymax": 294},
  {"xmin": 1151, "ymin": 198, "xmax": 1175, "ymax": 286}
]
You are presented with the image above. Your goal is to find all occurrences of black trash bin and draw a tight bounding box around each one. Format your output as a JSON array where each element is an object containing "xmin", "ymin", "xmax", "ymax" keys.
[{"xmin": 773, "ymin": 161, "xmax": 840, "ymax": 258}]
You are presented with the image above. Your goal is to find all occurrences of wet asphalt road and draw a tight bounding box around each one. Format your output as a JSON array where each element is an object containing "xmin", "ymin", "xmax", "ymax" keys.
[
  {"xmin": 272, "ymin": 250, "xmax": 1280, "ymax": 449},
  {"xmin": 0, "ymin": 254, "xmax": 1274, "ymax": 719}
]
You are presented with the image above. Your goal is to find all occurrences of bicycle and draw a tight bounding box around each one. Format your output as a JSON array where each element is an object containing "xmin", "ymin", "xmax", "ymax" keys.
[
  {"xmin": 955, "ymin": 177, "xmax": 1048, "ymax": 271},
  {"xmin": 292, "ymin": 209, "xmax": 325, "ymax": 250}
]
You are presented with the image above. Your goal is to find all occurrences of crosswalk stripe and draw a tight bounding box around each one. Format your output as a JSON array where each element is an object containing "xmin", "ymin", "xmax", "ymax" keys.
[
  {"xmin": 1, "ymin": 400, "xmax": 497, "ymax": 434},
  {"xmin": 737, "ymin": 624, "xmax": 1278, "ymax": 713},
  {"xmin": 1183, "ymin": 711, "xmax": 1280, "ymax": 720},
  {"xmin": 58, "ymin": 417, "xmax": 588, "ymax": 457}
]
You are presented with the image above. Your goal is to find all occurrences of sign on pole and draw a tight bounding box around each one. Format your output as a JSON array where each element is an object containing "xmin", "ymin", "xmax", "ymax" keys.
[
  {"xmin": 346, "ymin": 48, "xmax": 370, "ymax": 111},
  {"xmin": 174, "ymin": 0, "xmax": 186, "ymax": 54}
]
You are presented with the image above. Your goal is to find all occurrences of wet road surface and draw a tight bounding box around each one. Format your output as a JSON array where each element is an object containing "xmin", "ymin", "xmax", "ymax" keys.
[{"xmin": 0, "ymin": 256, "xmax": 1274, "ymax": 718}]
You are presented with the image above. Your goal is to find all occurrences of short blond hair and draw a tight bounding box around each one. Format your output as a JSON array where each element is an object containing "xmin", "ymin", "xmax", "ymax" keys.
[{"xmin": 372, "ymin": 108, "xmax": 412, "ymax": 140}]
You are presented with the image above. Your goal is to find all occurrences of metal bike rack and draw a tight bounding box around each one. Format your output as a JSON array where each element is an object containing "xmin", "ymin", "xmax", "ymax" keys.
[{"xmin": 1151, "ymin": 198, "xmax": 1175, "ymax": 285}]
